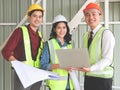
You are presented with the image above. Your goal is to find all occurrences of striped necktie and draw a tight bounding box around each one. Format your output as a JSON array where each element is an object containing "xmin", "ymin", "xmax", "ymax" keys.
[{"xmin": 88, "ymin": 31, "xmax": 93, "ymax": 48}]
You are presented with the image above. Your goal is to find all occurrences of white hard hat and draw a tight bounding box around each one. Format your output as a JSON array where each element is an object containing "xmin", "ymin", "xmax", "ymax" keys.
[{"xmin": 53, "ymin": 15, "xmax": 67, "ymax": 24}]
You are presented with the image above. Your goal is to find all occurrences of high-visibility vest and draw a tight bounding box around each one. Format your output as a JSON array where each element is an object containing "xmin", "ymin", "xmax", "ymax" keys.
[
  {"xmin": 46, "ymin": 38, "xmax": 74, "ymax": 90},
  {"xmin": 83, "ymin": 27, "xmax": 113, "ymax": 78},
  {"xmin": 21, "ymin": 26, "xmax": 44, "ymax": 68}
]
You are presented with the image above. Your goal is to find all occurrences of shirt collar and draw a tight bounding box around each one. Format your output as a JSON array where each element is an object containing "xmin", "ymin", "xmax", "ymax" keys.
[
  {"xmin": 28, "ymin": 24, "xmax": 39, "ymax": 34},
  {"xmin": 90, "ymin": 24, "xmax": 102, "ymax": 36},
  {"xmin": 56, "ymin": 38, "xmax": 67, "ymax": 47}
]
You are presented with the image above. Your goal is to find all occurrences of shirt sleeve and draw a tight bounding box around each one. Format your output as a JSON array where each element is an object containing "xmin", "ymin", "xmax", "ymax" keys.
[
  {"xmin": 40, "ymin": 42, "xmax": 52, "ymax": 70},
  {"xmin": 90, "ymin": 30, "xmax": 115, "ymax": 71},
  {"xmin": 1, "ymin": 28, "xmax": 22, "ymax": 60}
]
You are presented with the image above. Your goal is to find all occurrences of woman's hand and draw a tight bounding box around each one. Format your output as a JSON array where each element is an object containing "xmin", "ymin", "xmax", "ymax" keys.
[{"xmin": 51, "ymin": 64, "xmax": 60, "ymax": 70}]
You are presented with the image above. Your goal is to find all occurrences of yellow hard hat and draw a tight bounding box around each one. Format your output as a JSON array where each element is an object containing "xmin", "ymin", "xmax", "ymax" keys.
[{"xmin": 27, "ymin": 4, "xmax": 44, "ymax": 14}]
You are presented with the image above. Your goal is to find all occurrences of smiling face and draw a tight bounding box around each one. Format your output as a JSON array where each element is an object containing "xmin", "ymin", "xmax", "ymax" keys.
[
  {"xmin": 28, "ymin": 11, "xmax": 43, "ymax": 31},
  {"xmin": 84, "ymin": 9, "xmax": 102, "ymax": 30},
  {"xmin": 54, "ymin": 22, "xmax": 67, "ymax": 40}
]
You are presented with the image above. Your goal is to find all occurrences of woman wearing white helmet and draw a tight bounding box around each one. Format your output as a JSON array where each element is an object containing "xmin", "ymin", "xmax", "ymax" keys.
[{"xmin": 40, "ymin": 15, "xmax": 74, "ymax": 90}]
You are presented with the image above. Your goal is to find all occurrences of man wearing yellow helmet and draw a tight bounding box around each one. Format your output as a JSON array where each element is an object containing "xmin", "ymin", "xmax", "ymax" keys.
[{"xmin": 2, "ymin": 4, "xmax": 44, "ymax": 90}]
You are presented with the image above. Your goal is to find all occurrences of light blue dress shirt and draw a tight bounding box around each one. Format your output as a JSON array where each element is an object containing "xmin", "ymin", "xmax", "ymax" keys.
[
  {"xmin": 40, "ymin": 38, "xmax": 68, "ymax": 70},
  {"xmin": 40, "ymin": 38, "xmax": 70, "ymax": 89}
]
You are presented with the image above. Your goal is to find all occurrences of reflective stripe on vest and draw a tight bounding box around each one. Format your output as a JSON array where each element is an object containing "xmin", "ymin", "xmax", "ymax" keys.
[
  {"xmin": 83, "ymin": 27, "xmax": 113, "ymax": 78},
  {"xmin": 47, "ymin": 39, "xmax": 74, "ymax": 90},
  {"xmin": 21, "ymin": 26, "xmax": 44, "ymax": 68}
]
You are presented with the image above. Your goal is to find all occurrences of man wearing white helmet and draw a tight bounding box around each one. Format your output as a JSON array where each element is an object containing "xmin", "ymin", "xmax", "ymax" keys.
[
  {"xmin": 2, "ymin": 4, "xmax": 44, "ymax": 90},
  {"xmin": 40, "ymin": 15, "xmax": 74, "ymax": 90}
]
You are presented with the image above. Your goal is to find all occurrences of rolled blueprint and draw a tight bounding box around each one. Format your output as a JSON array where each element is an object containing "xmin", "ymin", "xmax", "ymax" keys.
[{"xmin": 69, "ymin": 70, "xmax": 81, "ymax": 90}]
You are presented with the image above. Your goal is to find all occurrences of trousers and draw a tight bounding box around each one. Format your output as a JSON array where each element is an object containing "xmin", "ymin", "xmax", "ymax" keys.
[{"xmin": 84, "ymin": 76, "xmax": 112, "ymax": 90}]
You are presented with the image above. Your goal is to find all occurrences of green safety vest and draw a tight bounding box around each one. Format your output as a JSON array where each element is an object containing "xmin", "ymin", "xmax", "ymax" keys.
[
  {"xmin": 21, "ymin": 26, "xmax": 44, "ymax": 68},
  {"xmin": 83, "ymin": 27, "xmax": 113, "ymax": 78},
  {"xmin": 46, "ymin": 39, "xmax": 74, "ymax": 90}
]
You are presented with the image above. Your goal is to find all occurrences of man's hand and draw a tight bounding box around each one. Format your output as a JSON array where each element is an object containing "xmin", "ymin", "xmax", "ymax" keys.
[
  {"xmin": 9, "ymin": 56, "xmax": 17, "ymax": 61},
  {"xmin": 69, "ymin": 67, "xmax": 91, "ymax": 72},
  {"xmin": 78, "ymin": 67, "xmax": 90, "ymax": 72}
]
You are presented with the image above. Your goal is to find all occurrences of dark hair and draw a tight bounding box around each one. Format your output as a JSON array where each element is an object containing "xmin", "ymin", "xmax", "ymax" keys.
[
  {"xmin": 49, "ymin": 21, "xmax": 72, "ymax": 44},
  {"xmin": 28, "ymin": 9, "xmax": 44, "ymax": 16}
]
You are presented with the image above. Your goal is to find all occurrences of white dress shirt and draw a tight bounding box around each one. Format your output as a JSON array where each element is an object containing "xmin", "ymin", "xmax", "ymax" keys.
[{"xmin": 90, "ymin": 24, "xmax": 115, "ymax": 71}]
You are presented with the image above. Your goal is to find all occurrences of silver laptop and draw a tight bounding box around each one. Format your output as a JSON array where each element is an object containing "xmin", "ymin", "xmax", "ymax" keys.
[{"xmin": 56, "ymin": 48, "xmax": 90, "ymax": 68}]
